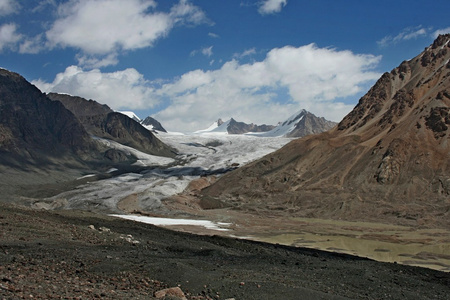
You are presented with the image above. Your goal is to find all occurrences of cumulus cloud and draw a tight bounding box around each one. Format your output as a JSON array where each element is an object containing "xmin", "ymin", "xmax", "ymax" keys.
[
  {"xmin": 377, "ymin": 26, "xmax": 429, "ymax": 47},
  {"xmin": 32, "ymin": 66, "xmax": 158, "ymax": 110},
  {"xmin": 34, "ymin": 44, "xmax": 381, "ymax": 132},
  {"xmin": 0, "ymin": 0, "xmax": 19, "ymax": 16},
  {"xmin": 258, "ymin": 0, "xmax": 287, "ymax": 15},
  {"xmin": 45, "ymin": 0, "xmax": 208, "ymax": 66},
  {"xmin": 0, "ymin": 23, "xmax": 21, "ymax": 52}
]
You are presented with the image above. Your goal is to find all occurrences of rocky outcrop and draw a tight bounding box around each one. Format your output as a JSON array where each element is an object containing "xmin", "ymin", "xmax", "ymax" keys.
[{"xmin": 201, "ymin": 35, "xmax": 450, "ymax": 227}]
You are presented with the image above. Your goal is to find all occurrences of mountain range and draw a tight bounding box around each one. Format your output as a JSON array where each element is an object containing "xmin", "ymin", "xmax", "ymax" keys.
[
  {"xmin": 200, "ymin": 34, "xmax": 450, "ymax": 228},
  {"xmin": 196, "ymin": 112, "xmax": 335, "ymax": 137}
]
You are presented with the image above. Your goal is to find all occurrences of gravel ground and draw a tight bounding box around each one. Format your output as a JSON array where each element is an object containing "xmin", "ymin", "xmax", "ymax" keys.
[{"xmin": 0, "ymin": 203, "xmax": 449, "ymax": 300}]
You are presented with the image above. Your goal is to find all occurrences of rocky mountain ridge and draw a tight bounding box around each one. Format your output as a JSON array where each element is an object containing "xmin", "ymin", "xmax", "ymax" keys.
[
  {"xmin": 200, "ymin": 34, "xmax": 450, "ymax": 227},
  {"xmin": 198, "ymin": 111, "xmax": 335, "ymax": 137},
  {"xmin": 47, "ymin": 93, "xmax": 176, "ymax": 158},
  {"xmin": 0, "ymin": 70, "xmax": 96, "ymax": 166}
]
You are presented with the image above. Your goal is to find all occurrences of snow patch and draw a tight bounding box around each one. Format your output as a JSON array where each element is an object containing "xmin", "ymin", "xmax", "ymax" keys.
[
  {"xmin": 111, "ymin": 214, "xmax": 231, "ymax": 231},
  {"xmin": 77, "ymin": 174, "xmax": 96, "ymax": 180},
  {"xmin": 118, "ymin": 111, "xmax": 141, "ymax": 122}
]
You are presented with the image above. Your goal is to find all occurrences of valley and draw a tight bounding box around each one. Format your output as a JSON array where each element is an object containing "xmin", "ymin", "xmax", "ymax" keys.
[{"xmin": 20, "ymin": 130, "xmax": 450, "ymax": 273}]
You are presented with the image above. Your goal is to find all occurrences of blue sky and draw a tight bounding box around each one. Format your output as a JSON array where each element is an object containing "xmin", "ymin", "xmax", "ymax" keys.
[{"xmin": 1, "ymin": 0, "xmax": 449, "ymax": 132}]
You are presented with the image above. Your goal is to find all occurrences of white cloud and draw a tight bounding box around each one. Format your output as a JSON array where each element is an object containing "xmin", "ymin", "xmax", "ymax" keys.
[
  {"xmin": 377, "ymin": 26, "xmax": 429, "ymax": 47},
  {"xmin": 0, "ymin": 23, "xmax": 21, "ymax": 52},
  {"xmin": 35, "ymin": 44, "xmax": 381, "ymax": 132},
  {"xmin": 19, "ymin": 34, "xmax": 45, "ymax": 54},
  {"xmin": 154, "ymin": 44, "xmax": 381, "ymax": 131},
  {"xmin": 202, "ymin": 46, "xmax": 213, "ymax": 57},
  {"xmin": 258, "ymin": 0, "xmax": 287, "ymax": 15},
  {"xmin": 208, "ymin": 32, "xmax": 219, "ymax": 38},
  {"xmin": 0, "ymin": 0, "xmax": 19, "ymax": 16},
  {"xmin": 170, "ymin": 0, "xmax": 209, "ymax": 26},
  {"xmin": 31, "ymin": 0, "xmax": 57, "ymax": 13},
  {"xmin": 191, "ymin": 46, "xmax": 213, "ymax": 57},
  {"xmin": 45, "ymin": 0, "xmax": 208, "ymax": 66},
  {"xmin": 76, "ymin": 53, "xmax": 119, "ymax": 69},
  {"xmin": 32, "ymin": 66, "xmax": 158, "ymax": 110},
  {"xmin": 433, "ymin": 27, "xmax": 450, "ymax": 38},
  {"xmin": 233, "ymin": 48, "xmax": 256, "ymax": 59}
]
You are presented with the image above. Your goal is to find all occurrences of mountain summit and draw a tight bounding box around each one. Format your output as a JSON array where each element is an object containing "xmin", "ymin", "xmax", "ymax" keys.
[
  {"xmin": 201, "ymin": 35, "xmax": 450, "ymax": 227},
  {"xmin": 258, "ymin": 109, "xmax": 336, "ymax": 137}
]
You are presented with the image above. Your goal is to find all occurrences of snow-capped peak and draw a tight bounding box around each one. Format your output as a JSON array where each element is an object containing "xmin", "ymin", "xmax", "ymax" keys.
[
  {"xmin": 254, "ymin": 110, "xmax": 307, "ymax": 137},
  {"xmin": 194, "ymin": 119, "xmax": 229, "ymax": 134}
]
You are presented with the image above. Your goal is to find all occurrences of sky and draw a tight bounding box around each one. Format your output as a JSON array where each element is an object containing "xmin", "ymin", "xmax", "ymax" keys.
[{"xmin": 0, "ymin": 0, "xmax": 449, "ymax": 132}]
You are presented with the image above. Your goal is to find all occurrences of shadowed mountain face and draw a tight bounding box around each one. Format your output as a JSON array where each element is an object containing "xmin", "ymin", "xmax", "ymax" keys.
[
  {"xmin": 47, "ymin": 93, "xmax": 176, "ymax": 158},
  {"xmin": 0, "ymin": 70, "xmax": 95, "ymax": 167},
  {"xmin": 141, "ymin": 116, "xmax": 167, "ymax": 132},
  {"xmin": 201, "ymin": 35, "xmax": 450, "ymax": 227}
]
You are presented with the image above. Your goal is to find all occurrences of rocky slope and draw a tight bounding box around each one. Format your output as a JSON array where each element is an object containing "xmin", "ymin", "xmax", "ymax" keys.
[
  {"xmin": 1, "ymin": 203, "xmax": 449, "ymax": 300},
  {"xmin": 0, "ymin": 69, "xmax": 97, "ymax": 167},
  {"xmin": 201, "ymin": 34, "xmax": 450, "ymax": 228},
  {"xmin": 48, "ymin": 93, "xmax": 176, "ymax": 158}
]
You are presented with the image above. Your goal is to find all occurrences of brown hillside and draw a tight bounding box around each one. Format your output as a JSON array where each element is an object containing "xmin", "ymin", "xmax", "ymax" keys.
[{"xmin": 201, "ymin": 35, "xmax": 450, "ymax": 227}]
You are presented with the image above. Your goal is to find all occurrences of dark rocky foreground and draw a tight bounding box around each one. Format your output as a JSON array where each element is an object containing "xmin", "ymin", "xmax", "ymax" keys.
[{"xmin": 0, "ymin": 203, "xmax": 449, "ymax": 300}]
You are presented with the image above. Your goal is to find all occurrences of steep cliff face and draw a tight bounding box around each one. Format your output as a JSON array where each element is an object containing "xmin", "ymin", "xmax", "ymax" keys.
[
  {"xmin": 201, "ymin": 35, "xmax": 450, "ymax": 227},
  {"xmin": 48, "ymin": 93, "xmax": 176, "ymax": 158}
]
